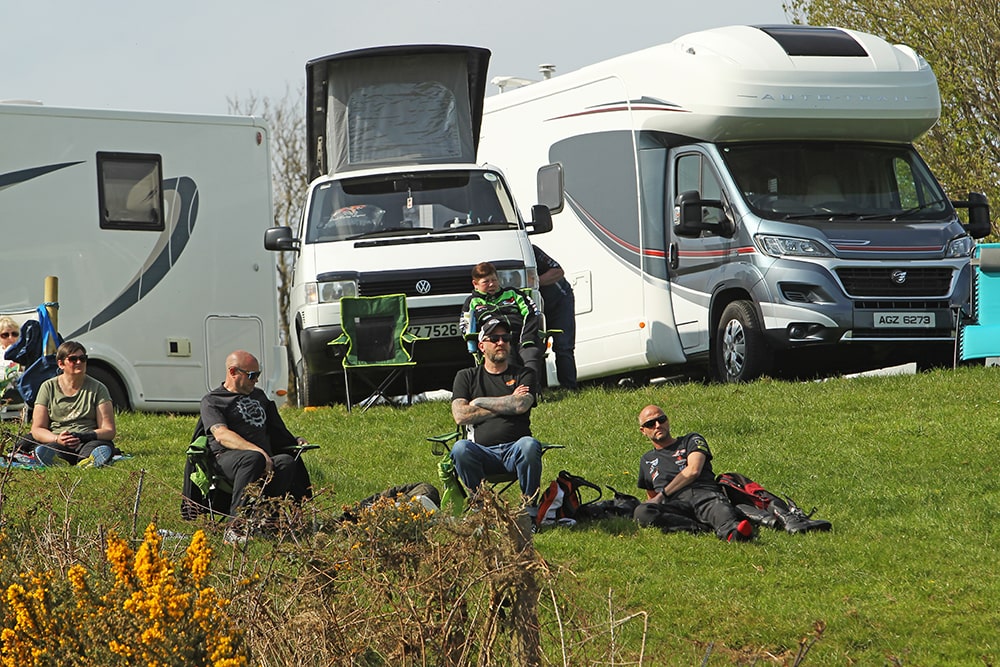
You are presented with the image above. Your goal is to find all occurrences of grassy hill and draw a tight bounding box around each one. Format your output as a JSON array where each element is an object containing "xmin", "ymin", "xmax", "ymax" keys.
[{"xmin": 2, "ymin": 365, "xmax": 998, "ymax": 665}]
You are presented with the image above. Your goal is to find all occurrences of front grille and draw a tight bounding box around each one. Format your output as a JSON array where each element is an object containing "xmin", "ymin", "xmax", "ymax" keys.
[
  {"xmin": 358, "ymin": 266, "xmax": 474, "ymax": 298},
  {"xmin": 854, "ymin": 300, "xmax": 951, "ymax": 310},
  {"xmin": 836, "ymin": 267, "xmax": 953, "ymax": 297}
]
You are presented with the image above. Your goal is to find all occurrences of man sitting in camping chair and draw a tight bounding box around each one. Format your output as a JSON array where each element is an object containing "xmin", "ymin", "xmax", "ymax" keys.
[
  {"xmin": 450, "ymin": 317, "xmax": 543, "ymax": 503},
  {"xmin": 195, "ymin": 350, "xmax": 313, "ymax": 542}
]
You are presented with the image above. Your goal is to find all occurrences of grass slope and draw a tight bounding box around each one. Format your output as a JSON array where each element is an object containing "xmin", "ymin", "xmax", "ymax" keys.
[{"xmin": 2, "ymin": 366, "xmax": 999, "ymax": 665}]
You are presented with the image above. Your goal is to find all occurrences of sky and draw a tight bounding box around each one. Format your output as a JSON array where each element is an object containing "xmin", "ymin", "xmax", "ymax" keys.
[{"xmin": 2, "ymin": 0, "xmax": 791, "ymax": 115}]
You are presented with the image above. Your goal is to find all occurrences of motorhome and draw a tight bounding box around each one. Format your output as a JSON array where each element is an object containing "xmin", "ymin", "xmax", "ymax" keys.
[
  {"xmin": 265, "ymin": 45, "xmax": 557, "ymax": 405},
  {"xmin": 480, "ymin": 24, "xmax": 991, "ymax": 382},
  {"xmin": 0, "ymin": 102, "xmax": 285, "ymax": 411}
]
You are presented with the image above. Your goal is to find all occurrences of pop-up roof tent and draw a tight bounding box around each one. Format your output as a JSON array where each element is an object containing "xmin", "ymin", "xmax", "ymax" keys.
[{"xmin": 305, "ymin": 44, "xmax": 491, "ymax": 182}]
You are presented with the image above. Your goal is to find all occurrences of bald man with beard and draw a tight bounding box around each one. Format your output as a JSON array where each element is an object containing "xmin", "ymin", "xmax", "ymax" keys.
[{"xmin": 200, "ymin": 350, "xmax": 312, "ymax": 527}]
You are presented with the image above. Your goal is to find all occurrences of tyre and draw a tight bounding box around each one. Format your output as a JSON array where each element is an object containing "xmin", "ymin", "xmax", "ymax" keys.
[
  {"xmin": 295, "ymin": 359, "xmax": 334, "ymax": 407},
  {"xmin": 87, "ymin": 364, "xmax": 131, "ymax": 411},
  {"xmin": 713, "ymin": 301, "xmax": 772, "ymax": 383}
]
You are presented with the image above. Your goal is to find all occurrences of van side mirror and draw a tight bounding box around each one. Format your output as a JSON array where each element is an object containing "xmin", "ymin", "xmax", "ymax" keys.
[
  {"xmin": 536, "ymin": 163, "xmax": 564, "ymax": 214},
  {"xmin": 952, "ymin": 192, "xmax": 992, "ymax": 239},
  {"xmin": 529, "ymin": 205, "xmax": 553, "ymax": 235},
  {"xmin": 264, "ymin": 226, "xmax": 299, "ymax": 251},
  {"xmin": 673, "ymin": 190, "xmax": 733, "ymax": 238}
]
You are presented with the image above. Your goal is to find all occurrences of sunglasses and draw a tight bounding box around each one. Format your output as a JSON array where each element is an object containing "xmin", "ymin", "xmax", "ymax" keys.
[
  {"xmin": 64, "ymin": 354, "xmax": 89, "ymax": 364},
  {"xmin": 234, "ymin": 367, "xmax": 262, "ymax": 381},
  {"xmin": 483, "ymin": 333, "xmax": 512, "ymax": 344},
  {"xmin": 0, "ymin": 331, "xmax": 18, "ymax": 339},
  {"xmin": 641, "ymin": 415, "xmax": 667, "ymax": 429}
]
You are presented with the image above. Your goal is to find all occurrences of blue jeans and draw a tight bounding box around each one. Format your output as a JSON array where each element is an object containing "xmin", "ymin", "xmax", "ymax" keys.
[{"xmin": 451, "ymin": 436, "xmax": 542, "ymax": 499}]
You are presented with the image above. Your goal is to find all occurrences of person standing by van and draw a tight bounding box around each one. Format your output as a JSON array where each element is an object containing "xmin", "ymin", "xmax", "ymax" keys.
[
  {"xmin": 460, "ymin": 262, "xmax": 544, "ymax": 382},
  {"xmin": 532, "ymin": 245, "xmax": 577, "ymax": 390}
]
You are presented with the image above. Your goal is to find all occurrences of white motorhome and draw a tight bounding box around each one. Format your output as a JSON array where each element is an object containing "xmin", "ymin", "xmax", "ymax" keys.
[
  {"xmin": 266, "ymin": 45, "xmax": 557, "ymax": 405},
  {"xmin": 480, "ymin": 24, "xmax": 990, "ymax": 382},
  {"xmin": 0, "ymin": 103, "xmax": 286, "ymax": 411}
]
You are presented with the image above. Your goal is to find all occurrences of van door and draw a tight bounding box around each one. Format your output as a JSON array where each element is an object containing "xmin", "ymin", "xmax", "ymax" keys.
[
  {"xmin": 205, "ymin": 315, "xmax": 265, "ymax": 391},
  {"xmin": 668, "ymin": 149, "xmax": 733, "ymax": 352}
]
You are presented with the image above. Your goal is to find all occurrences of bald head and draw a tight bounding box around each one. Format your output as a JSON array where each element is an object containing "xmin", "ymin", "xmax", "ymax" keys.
[
  {"xmin": 638, "ymin": 404, "xmax": 673, "ymax": 447},
  {"xmin": 224, "ymin": 350, "xmax": 261, "ymax": 394}
]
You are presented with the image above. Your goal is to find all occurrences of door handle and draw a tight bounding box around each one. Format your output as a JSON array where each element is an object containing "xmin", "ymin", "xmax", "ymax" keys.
[{"xmin": 669, "ymin": 243, "xmax": 679, "ymax": 271}]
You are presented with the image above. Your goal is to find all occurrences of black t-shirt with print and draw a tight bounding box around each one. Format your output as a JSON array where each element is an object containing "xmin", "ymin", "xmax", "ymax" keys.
[
  {"xmin": 200, "ymin": 385, "xmax": 296, "ymax": 455},
  {"xmin": 637, "ymin": 432, "xmax": 718, "ymax": 494},
  {"xmin": 452, "ymin": 363, "xmax": 535, "ymax": 446}
]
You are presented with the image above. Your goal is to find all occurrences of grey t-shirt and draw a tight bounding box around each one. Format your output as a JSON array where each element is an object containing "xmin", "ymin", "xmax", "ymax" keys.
[{"xmin": 35, "ymin": 375, "xmax": 112, "ymax": 433}]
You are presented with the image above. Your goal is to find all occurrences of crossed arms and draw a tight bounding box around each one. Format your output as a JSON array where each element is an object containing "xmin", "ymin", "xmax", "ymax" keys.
[{"xmin": 452, "ymin": 384, "xmax": 533, "ymax": 426}]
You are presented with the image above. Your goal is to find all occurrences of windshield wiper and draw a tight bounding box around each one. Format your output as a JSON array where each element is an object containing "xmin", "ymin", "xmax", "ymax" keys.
[
  {"xmin": 345, "ymin": 226, "xmax": 432, "ymax": 240},
  {"xmin": 858, "ymin": 199, "xmax": 949, "ymax": 221}
]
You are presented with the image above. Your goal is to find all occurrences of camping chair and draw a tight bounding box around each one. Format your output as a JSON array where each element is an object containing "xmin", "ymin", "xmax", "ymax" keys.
[
  {"xmin": 427, "ymin": 427, "xmax": 564, "ymax": 501},
  {"xmin": 181, "ymin": 423, "xmax": 319, "ymax": 521},
  {"xmin": 958, "ymin": 243, "xmax": 1000, "ymax": 362},
  {"xmin": 329, "ymin": 294, "xmax": 423, "ymax": 412}
]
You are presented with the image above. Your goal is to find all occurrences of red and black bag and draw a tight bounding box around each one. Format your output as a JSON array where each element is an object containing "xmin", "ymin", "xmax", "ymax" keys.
[{"xmin": 535, "ymin": 470, "xmax": 602, "ymax": 526}]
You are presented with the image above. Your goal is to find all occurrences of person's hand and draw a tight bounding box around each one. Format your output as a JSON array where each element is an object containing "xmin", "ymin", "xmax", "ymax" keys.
[
  {"xmin": 295, "ymin": 436, "xmax": 309, "ymax": 446},
  {"xmin": 513, "ymin": 384, "xmax": 530, "ymax": 396},
  {"xmin": 56, "ymin": 431, "xmax": 81, "ymax": 447}
]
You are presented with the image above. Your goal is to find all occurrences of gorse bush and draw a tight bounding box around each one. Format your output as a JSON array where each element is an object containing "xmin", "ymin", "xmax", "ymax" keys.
[{"xmin": 0, "ymin": 523, "xmax": 249, "ymax": 667}]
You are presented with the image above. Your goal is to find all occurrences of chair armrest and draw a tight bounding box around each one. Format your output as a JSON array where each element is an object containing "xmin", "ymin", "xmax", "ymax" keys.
[
  {"xmin": 185, "ymin": 435, "xmax": 209, "ymax": 456},
  {"xmin": 427, "ymin": 430, "xmax": 461, "ymax": 455}
]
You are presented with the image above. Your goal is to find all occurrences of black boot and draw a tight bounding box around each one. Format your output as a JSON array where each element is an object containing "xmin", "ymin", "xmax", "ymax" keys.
[
  {"xmin": 770, "ymin": 496, "xmax": 832, "ymax": 534},
  {"xmin": 737, "ymin": 503, "xmax": 781, "ymax": 530}
]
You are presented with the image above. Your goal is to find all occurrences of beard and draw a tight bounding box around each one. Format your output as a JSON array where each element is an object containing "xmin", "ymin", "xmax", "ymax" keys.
[{"xmin": 484, "ymin": 346, "xmax": 509, "ymax": 365}]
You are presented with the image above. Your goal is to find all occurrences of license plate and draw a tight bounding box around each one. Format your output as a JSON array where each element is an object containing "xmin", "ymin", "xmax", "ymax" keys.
[
  {"xmin": 873, "ymin": 312, "xmax": 935, "ymax": 328},
  {"xmin": 410, "ymin": 321, "xmax": 461, "ymax": 338}
]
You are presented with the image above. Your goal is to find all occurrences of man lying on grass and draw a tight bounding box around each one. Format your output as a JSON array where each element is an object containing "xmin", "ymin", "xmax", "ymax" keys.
[{"xmin": 634, "ymin": 404, "xmax": 753, "ymax": 542}]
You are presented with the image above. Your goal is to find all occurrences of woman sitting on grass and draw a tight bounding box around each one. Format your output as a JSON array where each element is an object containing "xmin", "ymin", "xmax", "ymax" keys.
[{"xmin": 30, "ymin": 340, "xmax": 118, "ymax": 468}]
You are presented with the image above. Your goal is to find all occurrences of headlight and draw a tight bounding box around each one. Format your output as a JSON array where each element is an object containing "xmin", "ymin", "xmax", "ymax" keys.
[
  {"xmin": 497, "ymin": 268, "xmax": 528, "ymax": 289},
  {"xmin": 946, "ymin": 236, "xmax": 974, "ymax": 258},
  {"xmin": 755, "ymin": 235, "xmax": 833, "ymax": 258},
  {"xmin": 304, "ymin": 280, "xmax": 358, "ymax": 305}
]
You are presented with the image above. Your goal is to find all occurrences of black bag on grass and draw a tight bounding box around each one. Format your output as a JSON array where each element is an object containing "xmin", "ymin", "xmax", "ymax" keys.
[{"xmin": 716, "ymin": 471, "xmax": 832, "ymax": 534}]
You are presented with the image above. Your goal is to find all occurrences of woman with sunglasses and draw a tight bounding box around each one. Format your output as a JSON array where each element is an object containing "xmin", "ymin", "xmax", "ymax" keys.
[
  {"xmin": 30, "ymin": 340, "xmax": 117, "ymax": 467},
  {"xmin": 0, "ymin": 316, "xmax": 23, "ymax": 407}
]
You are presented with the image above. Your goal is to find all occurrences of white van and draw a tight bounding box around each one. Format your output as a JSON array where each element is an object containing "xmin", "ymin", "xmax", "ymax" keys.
[
  {"xmin": 480, "ymin": 24, "xmax": 990, "ymax": 382},
  {"xmin": 266, "ymin": 45, "xmax": 557, "ymax": 405},
  {"xmin": 0, "ymin": 103, "xmax": 285, "ymax": 410}
]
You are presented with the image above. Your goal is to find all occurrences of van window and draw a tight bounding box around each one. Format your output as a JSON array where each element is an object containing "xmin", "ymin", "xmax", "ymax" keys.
[
  {"xmin": 305, "ymin": 170, "xmax": 519, "ymax": 243},
  {"xmin": 721, "ymin": 142, "xmax": 951, "ymax": 221},
  {"xmin": 676, "ymin": 153, "xmax": 726, "ymax": 224},
  {"xmin": 96, "ymin": 153, "xmax": 165, "ymax": 231}
]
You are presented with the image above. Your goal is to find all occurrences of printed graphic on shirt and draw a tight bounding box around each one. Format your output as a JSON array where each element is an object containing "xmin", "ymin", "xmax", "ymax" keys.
[
  {"xmin": 647, "ymin": 458, "xmax": 660, "ymax": 483},
  {"xmin": 235, "ymin": 395, "xmax": 266, "ymax": 428}
]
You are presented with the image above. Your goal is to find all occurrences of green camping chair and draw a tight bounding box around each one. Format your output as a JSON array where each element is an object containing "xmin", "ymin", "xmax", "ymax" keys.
[{"xmin": 329, "ymin": 294, "xmax": 424, "ymax": 412}]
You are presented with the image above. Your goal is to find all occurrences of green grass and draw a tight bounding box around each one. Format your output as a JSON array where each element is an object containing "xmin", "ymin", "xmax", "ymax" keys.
[{"xmin": 3, "ymin": 366, "xmax": 1000, "ymax": 665}]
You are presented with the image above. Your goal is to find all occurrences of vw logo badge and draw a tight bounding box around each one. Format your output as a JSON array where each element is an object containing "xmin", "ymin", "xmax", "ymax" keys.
[
  {"xmin": 890, "ymin": 270, "xmax": 907, "ymax": 285},
  {"xmin": 415, "ymin": 280, "xmax": 432, "ymax": 294}
]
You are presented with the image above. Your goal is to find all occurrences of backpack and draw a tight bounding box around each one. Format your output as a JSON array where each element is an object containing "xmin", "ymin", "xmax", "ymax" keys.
[
  {"xmin": 716, "ymin": 471, "xmax": 832, "ymax": 534},
  {"xmin": 535, "ymin": 470, "xmax": 602, "ymax": 526}
]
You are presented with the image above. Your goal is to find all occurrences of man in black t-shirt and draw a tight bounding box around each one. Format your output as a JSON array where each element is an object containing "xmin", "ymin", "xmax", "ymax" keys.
[
  {"xmin": 634, "ymin": 404, "xmax": 752, "ymax": 542},
  {"xmin": 450, "ymin": 318, "xmax": 543, "ymax": 499},
  {"xmin": 532, "ymin": 245, "xmax": 577, "ymax": 389},
  {"xmin": 201, "ymin": 350, "xmax": 312, "ymax": 527}
]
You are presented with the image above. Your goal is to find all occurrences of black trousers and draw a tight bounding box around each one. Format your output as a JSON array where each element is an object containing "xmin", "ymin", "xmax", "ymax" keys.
[
  {"xmin": 215, "ymin": 449, "xmax": 312, "ymax": 513},
  {"xmin": 634, "ymin": 486, "xmax": 742, "ymax": 539}
]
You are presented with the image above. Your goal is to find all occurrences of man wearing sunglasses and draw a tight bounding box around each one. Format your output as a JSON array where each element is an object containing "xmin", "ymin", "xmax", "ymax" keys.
[
  {"xmin": 200, "ymin": 350, "xmax": 312, "ymax": 537},
  {"xmin": 450, "ymin": 317, "xmax": 543, "ymax": 502},
  {"xmin": 634, "ymin": 405, "xmax": 753, "ymax": 542}
]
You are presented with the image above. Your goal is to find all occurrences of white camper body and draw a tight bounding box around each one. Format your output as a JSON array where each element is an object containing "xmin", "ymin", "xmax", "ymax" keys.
[
  {"xmin": 0, "ymin": 103, "xmax": 286, "ymax": 411},
  {"xmin": 481, "ymin": 24, "xmax": 989, "ymax": 382},
  {"xmin": 267, "ymin": 45, "xmax": 555, "ymax": 405}
]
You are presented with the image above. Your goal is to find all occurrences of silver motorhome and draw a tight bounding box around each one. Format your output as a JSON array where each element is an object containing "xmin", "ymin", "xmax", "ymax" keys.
[{"xmin": 480, "ymin": 24, "xmax": 990, "ymax": 382}]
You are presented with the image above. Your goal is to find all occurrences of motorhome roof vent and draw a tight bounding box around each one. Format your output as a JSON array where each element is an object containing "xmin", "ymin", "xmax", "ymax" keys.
[{"xmin": 755, "ymin": 25, "xmax": 868, "ymax": 58}]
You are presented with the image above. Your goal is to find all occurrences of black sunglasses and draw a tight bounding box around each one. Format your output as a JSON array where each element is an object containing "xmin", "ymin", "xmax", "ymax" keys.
[
  {"xmin": 234, "ymin": 367, "xmax": 262, "ymax": 381},
  {"xmin": 641, "ymin": 415, "xmax": 667, "ymax": 429},
  {"xmin": 484, "ymin": 333, "xmax": 512, "ymax": 344},
  {"xmin": 64, "ymin": 354, "xmax": 89, "ymax": 363},
  {"xmin": 0, "ymin": 331, "xmax": 18, "ymax": 339}
]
